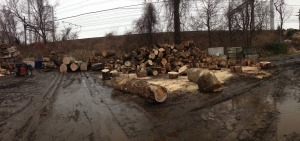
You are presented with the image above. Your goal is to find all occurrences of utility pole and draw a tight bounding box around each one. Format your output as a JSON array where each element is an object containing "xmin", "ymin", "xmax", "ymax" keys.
[
  {"xmin": 23, "ymin": 17, "xmax": 27, "ymax": 46},
  {"xmin": 270, "ymin": 0, "xmax": 275, "ymax": 30},
  {"xmin": 51, "ymin": 7, "xmax": 55, "ymax": 42},
  {"xmin": 298, "ymin": 9, "xmax": 300, "ymax": 30},
  {"xmin": 27, "ymin": 0, "xmax": 32, "ymax": 44}
]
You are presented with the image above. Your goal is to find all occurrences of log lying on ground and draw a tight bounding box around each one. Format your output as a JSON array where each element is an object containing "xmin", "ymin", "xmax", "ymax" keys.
[
  {"xmin": 43, "ymin": 61, "xmax": 57, "ymax": 69},
  {"xmin": 91, "ymin": 63, "xmax": 105, "ymax": 71},
  {"xmin": 111, "ymin": 77, "xmax": 167, "ymax": 103},
  {"xmin": 187, "ymin": 68, "xmax": 222, "ymax": 92},
  {"xmin": 230, "ymin": 66, "xmax": 243, "ymax": 73},
  {"xmin": 259, "ymin": 61, "xmax": 271, "ymax": 69},
  {"xmin": 178, "ymin": 65, "xmax": 188, "ymax": 75}
]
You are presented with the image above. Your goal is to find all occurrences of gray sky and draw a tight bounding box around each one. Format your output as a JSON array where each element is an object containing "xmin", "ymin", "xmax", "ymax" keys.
[{"xmin": 51, "ymin": 0, "xmax": 300, "ymax": 39}]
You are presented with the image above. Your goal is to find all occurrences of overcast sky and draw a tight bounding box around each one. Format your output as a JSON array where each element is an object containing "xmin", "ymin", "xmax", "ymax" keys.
[{"xmin": 51, "ymin": 0, "xmax": 300, "ymax": 39}]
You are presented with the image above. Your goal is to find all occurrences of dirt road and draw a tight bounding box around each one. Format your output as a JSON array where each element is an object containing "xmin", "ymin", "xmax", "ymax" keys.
[{"xmin": 1, "ymin": 54, "xmax": 300, "ymax": 141}]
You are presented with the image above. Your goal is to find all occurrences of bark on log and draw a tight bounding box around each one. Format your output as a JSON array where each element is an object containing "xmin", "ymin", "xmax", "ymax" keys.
[
  {"xmin": 187, "ymin": 68, "xmax": 222, "ymax": 92},
  {"xmin": 91, "ymin": 63, "xmax": 105, "ymax": 71},
  {"xmin": 110, "ymin": 77, "xmax": 168, "ymax": 103},
  {"xmin": 168, "ymin": 72, "xmax": 179, "ymax": 79},
  {"xmin": 102, "ymin": 69, "xmax": 111, "ymax": 80},
  {"xmin": 60, "ymin": 64, "xmax": 68, "ymax": 73},
  {"xmin": 259, "ymin": 61, "xmax": 271, "ymax": 69}
]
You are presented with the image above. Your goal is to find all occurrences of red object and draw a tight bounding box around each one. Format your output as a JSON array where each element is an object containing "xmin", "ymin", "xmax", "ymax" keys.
[{"xmin": 20, "ymin": 67, "xmax": 26, "ymax": 73}]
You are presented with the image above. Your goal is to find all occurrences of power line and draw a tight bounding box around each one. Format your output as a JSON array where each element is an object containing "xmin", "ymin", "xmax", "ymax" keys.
[{"xmin": 56, "ymin": 1, "xmax": 167, "ymax": 21}]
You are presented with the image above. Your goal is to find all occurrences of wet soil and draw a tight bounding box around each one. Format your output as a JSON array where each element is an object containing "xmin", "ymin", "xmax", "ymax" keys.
[{"xmin": 0, "ymin": 54, "xmax": 300, "ymax": 141}]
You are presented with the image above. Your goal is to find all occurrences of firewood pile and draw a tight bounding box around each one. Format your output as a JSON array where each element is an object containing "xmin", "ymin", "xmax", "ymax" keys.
[{"xmin": 0, "ymin": 44, "xmax": 21, "ymax": 76}]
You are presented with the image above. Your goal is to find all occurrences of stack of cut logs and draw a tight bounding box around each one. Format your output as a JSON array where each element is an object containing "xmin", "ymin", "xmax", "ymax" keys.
[
  {"xmin": 59, "ymin": 56, "xmax": 89, "ymax": 73},
  {"xmin": 119, "ymin": 41, "xmax": 204, "ymax": 77}
]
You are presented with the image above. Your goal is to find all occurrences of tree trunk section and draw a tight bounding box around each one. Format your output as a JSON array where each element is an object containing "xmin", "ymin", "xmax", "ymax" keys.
[
  {"xmin": 110, "ymin": 77, "xmax": 168, "ymax": 103},
  {"xmin": 187, "ymin": 68, "xmax": 222, "ymax": 92}
]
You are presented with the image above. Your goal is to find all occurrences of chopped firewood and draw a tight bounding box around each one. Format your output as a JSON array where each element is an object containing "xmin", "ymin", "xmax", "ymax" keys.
[
  {"xmin": 137, "ymin": 68, "xmax": 147, "ymax": 78},
  {"xmin": 124, "ymin": 61, "xmax": 131, "ymax": 67},
  {"xmin": 161, "ymin": 58, "xmax": 167, "ymax": 67}
]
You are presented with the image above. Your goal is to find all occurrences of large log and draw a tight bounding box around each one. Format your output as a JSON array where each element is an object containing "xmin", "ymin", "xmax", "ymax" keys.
[
  {"xmin": 80, "ymin": 62, "xmax": 88, "ymax": 71},
  {"xmin": 91, "ymin": 63, "xmax": 105, "ymax": 71},
  {"xmin": 60, "ymin": 64, "xmax": 68, "ymax": 73},
  {"xmin": 70, "ymin": 62, "xmax": 80, "ymax": 71},
  {"xmin": 187, "ymin": 68, "xmax": 222, "ymax": 92},
  {"xmin": 63, "ymin": 57, "xmax": 75, "ymax": 65},
  {"xmin": 111, "ymin": 77, "xmax": 167, "ymax": 103}
]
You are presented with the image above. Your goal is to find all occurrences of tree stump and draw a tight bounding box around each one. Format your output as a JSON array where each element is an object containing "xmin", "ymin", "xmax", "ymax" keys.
[
  {"xmin": 259, "ymin": 61, "xmax": 271, "ymax": 69},
  {"xmin": 102, "ymin": 69, "xmax": 111, "ymax": 80},
  {"xmin": 168, "ymin": 72, "xmax": 179, "ymax": 79},
  {"xmin": 230, "ymin": 66, "xmax": 243, "ymax": 73}
]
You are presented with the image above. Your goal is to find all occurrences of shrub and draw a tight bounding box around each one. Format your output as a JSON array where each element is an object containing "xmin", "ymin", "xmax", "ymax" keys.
[{"xmin": 265, "ymin": 42, "xmax": 288, "ymax": 55}]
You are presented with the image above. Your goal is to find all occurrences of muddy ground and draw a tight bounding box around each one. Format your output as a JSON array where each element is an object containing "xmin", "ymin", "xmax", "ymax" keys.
[{"xmin": 1, "ymin": 54, "xmax": 300, "ymax": 141}]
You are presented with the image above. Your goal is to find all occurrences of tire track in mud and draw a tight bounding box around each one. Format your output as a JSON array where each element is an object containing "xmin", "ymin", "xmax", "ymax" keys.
[{"xmin": 14, "ymin": 73, "xmax": 63, "ymax": 141}]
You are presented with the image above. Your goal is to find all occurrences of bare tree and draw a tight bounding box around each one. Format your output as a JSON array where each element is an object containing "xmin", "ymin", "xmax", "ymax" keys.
[
  {"xmin": 197, "ymin": 0, "xmax": 223, "ymax": 47},
  {"xmin": 274, "ymin": 0, "xmax": 292, "ymax": 42},
  {"xmin": 152, "ymin": 0, "xmax": 193, "ymax": 44},
  {"xmin": 134, "ymin": 2, "xmax": 158, "ymax": 47},
  {"xmin": 6, "ymin": 0, "xmax": 55, "ymax": 44},
  {"xmin": 0, "ymin": 6, "xmax": 19, "ymax": 44}
]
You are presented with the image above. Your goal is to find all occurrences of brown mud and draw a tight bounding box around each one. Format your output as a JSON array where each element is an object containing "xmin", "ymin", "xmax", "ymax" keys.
[{"xmin": 0, "ymin": 54, "xmax": 300, "ymax": 141}]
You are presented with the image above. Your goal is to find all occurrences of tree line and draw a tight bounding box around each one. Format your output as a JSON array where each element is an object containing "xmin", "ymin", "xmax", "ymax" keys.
[{"xmin": 0, "ymin": 0, "xmax": 292, "ymax": 47}]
